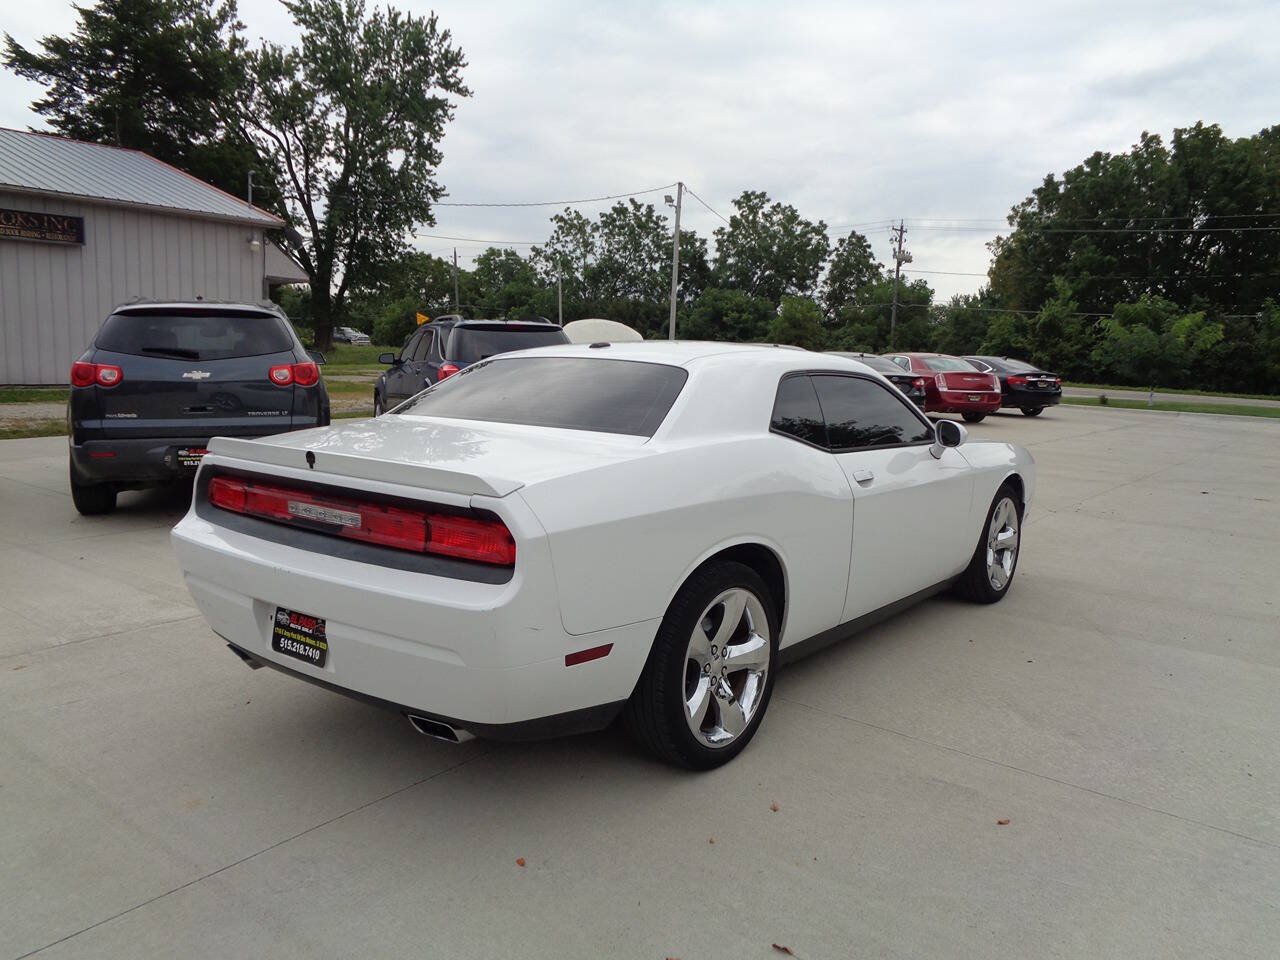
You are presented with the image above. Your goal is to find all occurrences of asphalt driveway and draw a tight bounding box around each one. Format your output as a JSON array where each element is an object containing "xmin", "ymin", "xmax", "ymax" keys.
[{"xmin": 2, "ymin": 405, "xmax": 1277, "ymax": 959}]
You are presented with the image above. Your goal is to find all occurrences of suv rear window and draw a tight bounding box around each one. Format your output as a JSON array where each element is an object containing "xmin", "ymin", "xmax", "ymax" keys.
[
  {"xmin": 96, "ymin": 310, "xmax": 292, "ymax": 361},
  {"xmin": 400, "ymin": 357, "xmax": 687, "ymax": 437},
  {"xmin": 445, "ymin": 325, "xmax": 569, "ymax": 365}
]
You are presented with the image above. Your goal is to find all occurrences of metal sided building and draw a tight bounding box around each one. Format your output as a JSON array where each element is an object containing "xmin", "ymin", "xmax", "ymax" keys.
[{"xmin": 0, "ymin": 128, "xmax": 308, "ymax": 384}]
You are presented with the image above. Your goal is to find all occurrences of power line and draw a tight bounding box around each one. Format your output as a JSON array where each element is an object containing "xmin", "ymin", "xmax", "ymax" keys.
[
  {"xmin": 433, "ymin": 183, "xmax": 676, "ymax": 208},
  {"xmin": 905, "ymin": 268, "xmax": 1280, "ymax": 280},
  {"xmin": 683, "ymin": 185, "xmax": 731, "ymax": 225},
  {"xmin": 413, "ymin": 232, "xmax": 540, "ymax": 245}
]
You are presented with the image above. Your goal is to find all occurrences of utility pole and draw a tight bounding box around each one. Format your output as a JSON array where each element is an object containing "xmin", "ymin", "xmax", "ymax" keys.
[
  {"xmin": 247, "ymin": 169, "xmax": 255, "ymax": 206},
  {"xmin": 452, "ymin": 248, "xmax": 459, "ymax": 312},
  {"xmin": 666, "ymin": 182, "xmax": 683, "ymax": 339},
  {"xmin": 557, "ymin": 271, "xmax": 563, "ymax": 326},
  {"xmin": 888, "ymin": 220, "xmax": 912, "ymax": 348}
]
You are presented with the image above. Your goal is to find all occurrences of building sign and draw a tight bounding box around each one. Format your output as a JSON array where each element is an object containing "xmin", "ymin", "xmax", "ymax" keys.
[{"xmin": 0, "ymin": 207, "xmax": 85, "ymax": 245}]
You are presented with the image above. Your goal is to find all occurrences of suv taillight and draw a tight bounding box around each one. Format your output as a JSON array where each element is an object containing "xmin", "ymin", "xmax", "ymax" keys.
[
  {"xmin": 268, "ymin": 362, "xmax": 320, "ymax": 387},
  {"xmin": 207, "ymin": 476, "xmax": 516, "ymax": 565},
  {"xmin": 71, "ymin": 361, "xmax": 123, "ymax": 388},
  {"xmin": 438, "ymin": 362, "xmax": 460, "ymax": 381}
]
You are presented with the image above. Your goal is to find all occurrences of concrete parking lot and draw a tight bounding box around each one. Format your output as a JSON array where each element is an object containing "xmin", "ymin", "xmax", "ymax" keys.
[{"xmin": 2, "ymin": 406, "xmax": 1278, "ymax": 960}]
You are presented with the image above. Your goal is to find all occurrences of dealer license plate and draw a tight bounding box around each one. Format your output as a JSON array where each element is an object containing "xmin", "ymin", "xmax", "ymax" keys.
[
  {"xmin": 271, "ymin": 607, "xmax": 328, "ymax": 668},
  {"xmin": 968, "ymin": 394, "xmax": 981, "ymax": 401},
  {"xmin": 176, "ymin": 447, "xmax": 207, "ymax": 467}
]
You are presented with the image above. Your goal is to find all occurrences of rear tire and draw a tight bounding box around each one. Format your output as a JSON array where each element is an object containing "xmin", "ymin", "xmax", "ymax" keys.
[
  {"xmin": 962, "ymin": 412, "xmax": 986, "ymax": 423},
  {"xmin": 70, "ymin": 461, "xmax": 117, "ymax": 516},
  {"xmin": 624, "ymin": 561, "xmax": 778, "ymax": 770},
  {"xmin": 1021, "ymin": 406, "xmax": 1043, "ymax": 417},
  {"xmin": 954, "ymin": 482, "xmax": 1022, "ymax": 603}
]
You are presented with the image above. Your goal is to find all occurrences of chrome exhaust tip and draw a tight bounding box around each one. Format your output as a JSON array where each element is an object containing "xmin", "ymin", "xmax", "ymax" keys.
[{"xmin": 406, "ymin": 714, "xmax": 475, "ymax": 743}]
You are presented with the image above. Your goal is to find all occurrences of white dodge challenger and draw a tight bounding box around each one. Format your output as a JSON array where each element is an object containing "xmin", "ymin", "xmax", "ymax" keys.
[{"xmin": 172, "ymin": 342, "xmax": 1034, "ymax": 769}]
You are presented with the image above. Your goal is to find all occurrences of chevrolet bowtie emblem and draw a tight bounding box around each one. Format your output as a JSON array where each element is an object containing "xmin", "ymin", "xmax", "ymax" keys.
[{"xmin": 182, "ymin": 370, "xmax": 212, "ymax": 380}]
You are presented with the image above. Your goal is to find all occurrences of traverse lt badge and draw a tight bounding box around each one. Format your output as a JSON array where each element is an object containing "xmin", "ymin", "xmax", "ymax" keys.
[{"xmin": 182, "ymin": 370, "xmax": 212, "ymax": 380}]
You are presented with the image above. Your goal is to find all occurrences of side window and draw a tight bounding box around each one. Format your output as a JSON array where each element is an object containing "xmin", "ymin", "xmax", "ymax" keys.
[
  {"xmin": 399, "ymin": 329, "xmax": 424, "ymax": 362},
  {"xmin": 969, "ymin": 359, "xmax": 992, "ymax": 372},
  {"xmin": 412, "ymin": 329, "xmax": 434, "ymax": 362},
  {"xmin": 811, "ymin": 375, "xmax": 933, "ymax": 450},
  {"xmin": 770, "ymin": 375, "xmax": 827, "ymax": 447},
  {"xmin": 889, "ymin": 356, "xmax": 910, "ymax": 371}
]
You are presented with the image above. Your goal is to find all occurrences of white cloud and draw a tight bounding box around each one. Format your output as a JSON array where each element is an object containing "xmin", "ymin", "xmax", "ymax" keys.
[{"xmin": 3, "ymin": 0, "xmax": 1277, "ymax": 296}]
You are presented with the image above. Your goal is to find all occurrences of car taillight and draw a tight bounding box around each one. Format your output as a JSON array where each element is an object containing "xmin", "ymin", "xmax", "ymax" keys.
[
  {"xmin": 991, "ymin": 375, "xmax": 1001, "ymax": 391},
  {"xmin": 438, "ymin": 362, "xmax": 460, "ymax": 381},
  {"xmin": 207, "ymin": 476, "xmax": 516, "ymax": 565},
  {"xmin": 1007, "ymin": 375, "xmax": 1027, "ymax": 387},
  {"xmin": 71, "ymin": 361, "xmax": 123, "ymax": 387},
  {"xmin": 292, "ymin": 361, "xmax": 319, "ymax": 386},
  {"xmin": 1054, "ymin": 377, "xmax": 1062, "ymax": 386},
  {"xmin": 936, "ymin": 373, "xmax": 949, "ymax": 390},
  {"xmin": 268, "ymin": 362, "xmax": 320, "ymax": 387},
  {"xmin": 913, "ymin": 377, "xmax": 925, "ymax": 389}
]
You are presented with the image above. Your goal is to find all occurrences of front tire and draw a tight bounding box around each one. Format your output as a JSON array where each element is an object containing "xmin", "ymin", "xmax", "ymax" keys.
[
  {"xmin": 1021, "ymin": 406, "xmax": 1043, "ymax": 417},
  {"xmin": 962, "ymin": 412, "xmax": 986, "ymax": 423},
  {"xmin": 954, "ymin": 483, "xmax": 1022, "ymax": 603},
  {"xmin": 373, "ymin": 393, "xmax": 384, "ymax": 417},
  {"xmin": 624, "ymin": 561, "xmax": 778, "ymax": 769}
]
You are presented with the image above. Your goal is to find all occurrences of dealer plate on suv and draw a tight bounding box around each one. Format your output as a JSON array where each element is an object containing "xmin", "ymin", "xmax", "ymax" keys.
[{"xmin": 272, "ymin": 607, "xmax": 328, "ymax": 667}]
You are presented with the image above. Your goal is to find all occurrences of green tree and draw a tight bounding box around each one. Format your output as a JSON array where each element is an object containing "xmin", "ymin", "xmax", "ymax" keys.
[
  {"xmin": 820, "ymin": 231, "xmax": 882, "ymax": 319},
  {"xmin": 3, "ymin": 0, "xmax": 261, "ymax": 199},
  {"xmin": 679, "ymin": 287, "xmax": 775, "ymax": 342},
  {"xmin": 930, "ymin": 293, "xmax": 995, "ymax": 356},
  {"xmin": 472, "ymin": 248, "xmax": 542, "ymax": 319},
  {"xmin": 827, "ymin": 277, "xmax": 934, "ymax": 352},
  {"xmin": 238, "ymin": 0, "xmax": 469, "ymax": 348},
  {"xmin": 713, "ymin": 190, "xmax": 830, "ymax": 304},
  {"xmin": 767, "ymin": 296, "xmax": 827, "ymax": 350}
]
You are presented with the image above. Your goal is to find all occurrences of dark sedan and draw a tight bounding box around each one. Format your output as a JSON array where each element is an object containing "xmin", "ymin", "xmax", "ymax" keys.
[
  {"xmin": 964, "ymin": 356, "xmax": 1062, "ymax": 416},
  {"xmin": 828, "ymin": 352, "xmax": 928, "ymax": 406}
]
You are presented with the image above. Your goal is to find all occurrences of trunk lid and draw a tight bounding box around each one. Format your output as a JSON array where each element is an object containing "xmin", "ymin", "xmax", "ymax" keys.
[
  {"xmin": 208, "ymin": 413, "xmax": 651, "ymax": 498},
  {"xmin": 93, "ymin": 349, "xmax": 297, "ymax": 439},
  {"xmin": 941, "ymin": 371, "xmax": 998, "ymax": 391}
]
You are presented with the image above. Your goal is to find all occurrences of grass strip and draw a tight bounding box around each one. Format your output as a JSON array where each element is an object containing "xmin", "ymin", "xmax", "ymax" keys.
[{"xmin": 1062, "ymin": 396, "xmax": 1280, "ymax": 418}]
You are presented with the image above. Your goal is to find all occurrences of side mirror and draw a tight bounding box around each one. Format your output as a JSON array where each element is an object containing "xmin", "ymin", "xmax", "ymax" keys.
[
  {"xmin": 378, "ymin": 352, "xmax": 398, "ymax": 365},
  {"xmin": 307, "ymin": 349, "xmax": 326, "ymax": 365},
  {"xmin": 930, "ymin": 419, "xmax": 968, "ymax": 458}
]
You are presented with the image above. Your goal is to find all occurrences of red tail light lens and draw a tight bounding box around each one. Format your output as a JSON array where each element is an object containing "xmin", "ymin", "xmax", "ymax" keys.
[
  {"xmin": 438, "ymin": 362, "xmax": 460, "ymax": 381},
  {"xmin": 207, "ymin": 476, "xmax": 515, "ymax": 565},
  {"xmin": 936, "ymin": 373, "xmax": 950, "ymax": 391},
  {"xmin": 71, "ymin": 362, "xmax": 123, "ymax": 387},
  {"xmin": 1007, "ymin": 375, "xmax": 1028, "ymax": 387},
  {"xmin": 912, "ymin": 377, "xmax": 925, "ymax": 389},
  {"xmin": 1054, "ymin": 377, "xmax": 1062, "ymax": 385},
  {"xmin": 71, "ymin": 361, "xmax": 97, "ymax": 387},
  {"xmin": 269, "ymin": 364, "xmax": 294, "ymax": 386},
  {"xmin": 292, "ymin": 361, "xmax": 319, "ymax": 386}
]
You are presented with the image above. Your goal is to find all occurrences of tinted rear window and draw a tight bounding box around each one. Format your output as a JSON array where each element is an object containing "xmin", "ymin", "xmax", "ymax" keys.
[
  {"xmin": 96, "ymin": 311, "xmax": 292, "ymax": 360},
  {"xmin": 922, "ymin": 356, "xmax": 980, "ymax": 372},
  {"xmin": 990, "ymin": 358, "xmax": 1038, "ymax": 373},
  {"xmin": 399, "ymin": 357, "xmax": 687, "ymax": 437},
  {"xmin": 445, "ymin": 326, "xmax": 569, "ymax": 365}
]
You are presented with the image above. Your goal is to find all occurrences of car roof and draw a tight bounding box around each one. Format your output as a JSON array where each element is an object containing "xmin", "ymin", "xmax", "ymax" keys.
[
  {"xmin": 113, "ymin": 300, "xmax": 281, "ymax": 317},
  {"xmin": 496, "ymin": 340, "xmax": 824, "ymax": 367}
]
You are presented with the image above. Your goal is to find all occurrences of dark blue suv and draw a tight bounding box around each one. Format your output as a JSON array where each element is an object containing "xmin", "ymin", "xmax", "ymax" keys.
[
  {"xmin": 373, "ymin": 316, "xmax": 569, "ymax": 414},
  {"xmin": 68, "ymin": 301, "xmax": 330, "ymax": 515}
]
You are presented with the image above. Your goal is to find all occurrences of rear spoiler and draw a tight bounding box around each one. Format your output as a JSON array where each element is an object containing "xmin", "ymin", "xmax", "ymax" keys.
[{"xmin": 207, "ymin": 436, "xmax": 522, "ymax": 497}]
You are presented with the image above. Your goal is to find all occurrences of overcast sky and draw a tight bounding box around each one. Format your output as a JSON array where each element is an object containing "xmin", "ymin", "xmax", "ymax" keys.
[{"xmin": 3, "ymin": 0, "xmax": 1278, "ymax": 299}]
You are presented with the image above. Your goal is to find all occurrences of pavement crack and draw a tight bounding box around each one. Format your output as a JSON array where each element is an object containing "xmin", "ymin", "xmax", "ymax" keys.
[
  {"xmin": 777, "ymin": 695, "xmax": 1279, "ymax": 851},
  {"xmin": 12, "ymin": 746, "xmax": 494, "ymax": 960}
]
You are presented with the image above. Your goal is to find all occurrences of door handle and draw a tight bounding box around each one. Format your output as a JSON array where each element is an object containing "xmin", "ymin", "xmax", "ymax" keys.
[{"xmin": 852, "ymin": 468, "xmax": 875, "ymax": 484}]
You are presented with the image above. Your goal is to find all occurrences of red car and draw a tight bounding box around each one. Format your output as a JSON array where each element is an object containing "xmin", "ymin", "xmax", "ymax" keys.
[{"xmin": 882, "ymin": 352, "xmax": 1002, "ymax": 423}]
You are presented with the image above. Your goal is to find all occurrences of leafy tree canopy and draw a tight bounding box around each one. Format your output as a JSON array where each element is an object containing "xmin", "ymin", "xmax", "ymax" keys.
[
  {"xmin": 239, "ymin": 0, "xmax": 469, "ymax": 347},
  {"xmin": 713, "ymin": 190, "xmax": 831, "ymax": 304},
  {"xmin": 3, "ymin": 0, "xmax": 259, "ymax": 198}
]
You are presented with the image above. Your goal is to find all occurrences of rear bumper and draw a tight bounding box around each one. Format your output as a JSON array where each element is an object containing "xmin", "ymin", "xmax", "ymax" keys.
[
  {"xmin": 170, "ymin": 501, "xmax": 656, "ymax": 738},
  {"xmin": 929, "ymin": 390, "xmax": 1003, "ymax": 414},
  {"xmin": 1002, "ymin": 389, "xmax": 1061, "ymax": 408},
  {"xmin": 70, "ymin": 436, "xmax": 215, "ymax": 484}
]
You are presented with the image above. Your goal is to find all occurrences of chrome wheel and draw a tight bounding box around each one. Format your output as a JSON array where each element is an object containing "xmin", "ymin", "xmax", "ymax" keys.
[
  {"xmin": 683, "ymin": 588, "xmax": 771, "ymax": 748},
  {"xmin": 986, "ymin": 496, "xmax": 1020, "ymax": 590}
]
